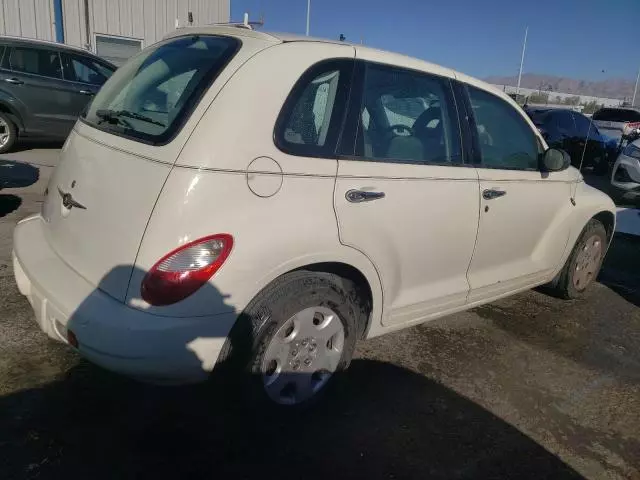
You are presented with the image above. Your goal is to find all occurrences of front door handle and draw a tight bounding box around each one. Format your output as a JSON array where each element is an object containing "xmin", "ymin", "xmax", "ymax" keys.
[
  {"xmin": 4, "ymin": 78, "xmax": 23, "ymax": 85},
  {"xmin": 79, "ymin": 89, "xmax": 94, "ymax": 95},
  {"xmin": 482, "ymin": 189, "xmax": 507, "ymax": 200},
  {"xmin": 346, "ymin": 189, "xmax": 385, "ymax": 203}
]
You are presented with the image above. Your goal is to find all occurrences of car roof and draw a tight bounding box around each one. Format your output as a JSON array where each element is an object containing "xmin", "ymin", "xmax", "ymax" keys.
[
  {"xmin": 595, "ymin": 106, "xmax": 640, "ymax": 113},
  {"xmin": 0, "ymin": 35, "xmax": 91, "ymax": 53},
  {"xmin": 166, "ymin": 26, "xmax": 514, "ymax": 106}
]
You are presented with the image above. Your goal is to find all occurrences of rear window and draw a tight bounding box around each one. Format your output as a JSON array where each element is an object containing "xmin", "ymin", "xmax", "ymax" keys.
[
  {"xmin": 593, "ymin": 108, "xmax": 640, "ymax": 122},
  {"xmin": 81, "ymin": 35, "xmax": 239, "ymax": 145}
]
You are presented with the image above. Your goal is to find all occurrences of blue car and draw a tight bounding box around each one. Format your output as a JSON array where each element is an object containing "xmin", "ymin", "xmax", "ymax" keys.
[{"xmin": 525, "ymin": 107, "xmax": 617, "ymax": 175}]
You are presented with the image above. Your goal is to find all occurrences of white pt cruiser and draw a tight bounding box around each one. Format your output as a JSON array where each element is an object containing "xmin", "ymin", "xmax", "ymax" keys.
[{"xmin": 13, "ymin": 27, "xmax": 615, "ymax": 406}]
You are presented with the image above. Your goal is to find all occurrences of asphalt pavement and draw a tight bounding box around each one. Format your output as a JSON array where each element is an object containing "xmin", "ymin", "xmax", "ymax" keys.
[{"xmin": 0, "ymin": 145, "xmax": 638, "ymax": 480}]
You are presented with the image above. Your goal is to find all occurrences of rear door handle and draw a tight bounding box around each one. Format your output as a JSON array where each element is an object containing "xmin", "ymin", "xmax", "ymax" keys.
[
  {"xmin": 482, "ymin": 189, "xmax": 506, "ymax": 200},
  {"xmin": 4, "ymin": 78, "xmax": 23, "ymax": 85},
  {"xmin": 346, "ymin": 189, "xmax": 385, "ymax": 203},
  {"xmin": 79, "ymin": 89, "xmax": 94, "ymax": 95}
]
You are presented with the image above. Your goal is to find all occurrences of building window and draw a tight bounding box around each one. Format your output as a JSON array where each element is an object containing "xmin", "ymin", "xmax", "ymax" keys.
[{"xmin": 95, "ymin": 34, "xmax": 143, "ymax": 66}]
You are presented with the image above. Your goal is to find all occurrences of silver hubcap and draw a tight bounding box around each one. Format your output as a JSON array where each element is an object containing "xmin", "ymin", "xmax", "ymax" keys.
[
  {"xmin": 0, "ymin": 117, "xmax": 9, "ymax": 147},
  {"xmin": 574, "ymin": 235, "xmax": 602, "ymax": 290},
  {"xmin": 261, "ymin": 306, "xmax": 345, "ymax": 405}
]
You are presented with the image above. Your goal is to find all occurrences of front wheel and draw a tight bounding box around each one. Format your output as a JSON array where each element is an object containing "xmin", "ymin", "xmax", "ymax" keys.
[
  {"xmin": 220, "ymin": 271, "xmax": 364, "ymax": 407},
  {"xmin": 0, "ymin": 111, "xmax": 17, "ymax": 154},
  {"xmin": 593, "ymin": 156, "xmax": 609, "ymax": 176},
  {"xmin": 549, "ymin": 219, "xmax": 607, "ymax": 299}
]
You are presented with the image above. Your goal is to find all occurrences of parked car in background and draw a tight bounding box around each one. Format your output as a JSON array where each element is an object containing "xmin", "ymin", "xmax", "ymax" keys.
[
  {"xmin": 525, "ymin": 106, "xmax": 616, "ymax": 174},
  {"xmin": 611, "ymin": 132, "xmax": 640, "ymax": 204},
  {"xmin": 0, "ymin": 36, "xmax": 115, "ymax": 153},
  {"xmin": 592, "ymin": 106, "xmax": 640, "ymax": 143},
  {"xmin": 13, "ymin": 27, "xmax": 616, "ymax": 407}
]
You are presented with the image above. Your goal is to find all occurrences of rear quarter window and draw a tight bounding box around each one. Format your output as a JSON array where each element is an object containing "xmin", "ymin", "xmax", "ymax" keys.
[{"xmin": 81, "ymin": 35, "xmax": 239, "ymax": 145}]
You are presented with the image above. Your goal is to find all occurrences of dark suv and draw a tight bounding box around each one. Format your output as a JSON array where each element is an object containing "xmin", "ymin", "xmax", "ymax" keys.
[{"xmin": 0, "ymin": 36, "xmax": 115, "ymax": 153}]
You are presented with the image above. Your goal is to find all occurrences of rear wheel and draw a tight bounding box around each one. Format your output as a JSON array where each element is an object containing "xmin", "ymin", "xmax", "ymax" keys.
[
  {"xmin": 0, "ymin": 112, "xmax": 17, "ymax": 154},
  {"xmin": 220, "ymin": 271, "xmax": 364, "ymax": 407},
  {"xmin": 549, "ymin": 219, "xmax": 607, "ymax": 299},
  {"xmin": 593, "ymin": 156, "xmax": 609, "ymax": 175}
]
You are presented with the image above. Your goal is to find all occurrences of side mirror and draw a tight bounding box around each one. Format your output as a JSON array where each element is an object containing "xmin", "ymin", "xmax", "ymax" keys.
[{"xmin": 542, "ymin": 148, "xmax": 571, "ymax": 172}]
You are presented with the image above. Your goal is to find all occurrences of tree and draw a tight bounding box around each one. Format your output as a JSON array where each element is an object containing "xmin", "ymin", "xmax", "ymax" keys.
[
  {"xmin": 527, "ymin": 92, "xmax": 549, "ymax": 104},
  {"xmin": 562, "ymin": 96, "xmax": 581, "ymax": 106},
  {"xmin": 581, "ymin": 100, "xmax": 603, "ymax": 114}
]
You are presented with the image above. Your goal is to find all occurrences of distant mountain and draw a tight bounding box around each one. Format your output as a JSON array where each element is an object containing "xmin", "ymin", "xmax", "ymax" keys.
[{"xmin": 484, "ymin": 73, "xmax": 636, "ymax": 100}]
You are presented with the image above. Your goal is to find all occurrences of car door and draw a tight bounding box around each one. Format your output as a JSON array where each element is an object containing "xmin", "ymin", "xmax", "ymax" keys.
[
  {"xmin": 572, "ymin": 111, "xmax": 606, "ymax": 171},
  {"xmin": 554, "ymin": 110, "xmax": 581, "ymax": 165},
  {"xmin": 464, "ymin": 84, "xmax": 573, "ymax": 302},
  {"xmin": 334, "ymin": 60, "xmax": 479, "ymax": 327},
  {"xmin": 5, "ymin": 45, "xmax": 76, "ymax": 137},
  {"xmin": 59, "ymin": 52, "xmax": 115, "ymax": 117}
]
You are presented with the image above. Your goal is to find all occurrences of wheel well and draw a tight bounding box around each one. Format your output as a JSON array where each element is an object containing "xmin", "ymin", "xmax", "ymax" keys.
[
  {"xmin": 593, "ymin": 210, "xmax": 615, "ymax": 241},
  {"xmin": 0, "ymin": 102, "xmax": 22, "ymax": 132},
  {"xmin": 298, "ymin": 262, "xmax": 373, "ymax": 339}
]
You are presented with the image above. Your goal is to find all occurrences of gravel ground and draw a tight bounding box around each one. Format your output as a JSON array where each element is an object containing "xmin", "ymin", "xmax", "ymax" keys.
[{"xmin": 0, "ymin": 148, "xmax": 639, "ymax": 480}]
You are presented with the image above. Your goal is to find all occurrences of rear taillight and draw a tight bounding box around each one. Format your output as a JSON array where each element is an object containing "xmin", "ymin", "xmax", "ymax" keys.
[
  {"xmin": 141, "ymin": 234, "xmax": 233, "ymax": 306},
  {"xmin": 624, "ymin": 122, "xmax": 640, "ymax": 135}
]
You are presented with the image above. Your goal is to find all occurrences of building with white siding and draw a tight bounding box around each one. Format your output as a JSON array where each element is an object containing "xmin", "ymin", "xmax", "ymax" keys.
[{"xmin": 0, "ymin": 0, "xmax": 230, "ymax": 65}]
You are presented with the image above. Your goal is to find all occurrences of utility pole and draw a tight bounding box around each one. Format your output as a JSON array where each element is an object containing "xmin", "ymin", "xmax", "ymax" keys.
[
  {"xmin": 516, "ymin": 26, "xmax": 528, "ymax": 95},
  {"xmin": 306, "ymin": 0, "xmax": 310, "ymax": 36},
  {"xmin": 633, "ymin": 66, "xmax": 640, "ymax": 107}
]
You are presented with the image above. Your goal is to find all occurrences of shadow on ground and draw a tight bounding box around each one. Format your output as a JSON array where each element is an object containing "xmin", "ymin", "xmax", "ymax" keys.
[
  {"xmin": 0, "ymin": 160, "xmax": 39, "ymax": 190},
  {"xmin": 0, "ymin": 360, "xmax": 583, "ymax": 480},
  {"xmin": 0, "ymin": 194, "xmax": 21, "ymax": 217},
  {"xmin": 600, "ymin": 233, "xmax": 640, "ymax": 308},
  {"xmin": 6, "ymin": 139, "xmax": 64, "ymax": 154}
]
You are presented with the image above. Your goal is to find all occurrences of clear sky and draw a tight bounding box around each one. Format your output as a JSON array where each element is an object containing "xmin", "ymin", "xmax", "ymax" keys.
[{"xmin": 230, "ymin": 0, "xmax": 640, "ymax": 81}]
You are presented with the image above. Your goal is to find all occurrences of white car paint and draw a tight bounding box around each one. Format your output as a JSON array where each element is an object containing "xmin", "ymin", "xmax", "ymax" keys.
[{"xmin": 13, "ymin": 26, "xmax": 616, "ymax": 384}]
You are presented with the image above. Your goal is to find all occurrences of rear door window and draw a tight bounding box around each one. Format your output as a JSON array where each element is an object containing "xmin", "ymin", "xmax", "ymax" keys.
[
  {"xmin": 82, "ymin": 35, "xmax": 239, "ymax": 145},
  {"xmin": 9, "ymin": 47, "xmax": 62, "ymax": 79},
  {"xmin": 347, "ymin": 62, "xmax": 461, "ymax": 165},
  {"xmin": 61, "ymin": 52, "xmax": 114, "ymax": 85}
]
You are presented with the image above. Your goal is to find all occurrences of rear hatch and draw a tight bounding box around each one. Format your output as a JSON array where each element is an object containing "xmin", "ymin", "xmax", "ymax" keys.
[
  {"xmin": 593, "ymin": 108, "xmax": 640, "ymax": 141},
  {"xmin": 40, "ymin": 34, "xmax": 243, "ymax": 302}
]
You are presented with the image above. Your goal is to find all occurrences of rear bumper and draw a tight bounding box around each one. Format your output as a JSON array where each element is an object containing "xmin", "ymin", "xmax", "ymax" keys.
[{"xmin": 13, "ymin": 215, "xmax": 238, "ymax": 384}]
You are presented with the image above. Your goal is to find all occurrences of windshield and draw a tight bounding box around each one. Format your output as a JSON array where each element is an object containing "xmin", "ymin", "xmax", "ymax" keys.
[{"xmin": 82, "ymin": 35, "xmax": 239, "ymax": 144}]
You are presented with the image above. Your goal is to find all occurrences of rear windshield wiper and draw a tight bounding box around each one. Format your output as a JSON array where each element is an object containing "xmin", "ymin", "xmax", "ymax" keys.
[{"xmin": 96, "ymin": 109, "xmax": 165, "ymax": 128}]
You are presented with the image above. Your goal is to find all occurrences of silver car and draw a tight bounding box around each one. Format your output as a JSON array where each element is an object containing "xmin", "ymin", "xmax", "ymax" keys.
[
  {"xmin": 611, "ymin": 138, "xmax": 640, "ymax": 203},
  {"xmin": 592, "ymin": 107, "xmax": 640, "ymax": 143}
]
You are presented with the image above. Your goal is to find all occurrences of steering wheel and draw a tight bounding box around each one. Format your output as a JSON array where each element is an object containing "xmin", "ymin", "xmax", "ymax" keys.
[{"xmin": 385, "ymin": 124, "xmax": 415, "ymax": 137}]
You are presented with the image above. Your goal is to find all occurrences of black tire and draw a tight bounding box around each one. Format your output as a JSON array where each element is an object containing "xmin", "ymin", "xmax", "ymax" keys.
[
  {"xmin": 0, "ymin": 111, "xmax": 17, "ymax": 154},
  {"xmin": 548, "ymin": 219, "xmax": 607, "ymax": 299},
  {"xmin": 217, "ymin": 270, "xmax": 366, "ymax": 408},
  {"xmin": 593, "ymin": 157, "xmax": 609, "ymax": 176}
]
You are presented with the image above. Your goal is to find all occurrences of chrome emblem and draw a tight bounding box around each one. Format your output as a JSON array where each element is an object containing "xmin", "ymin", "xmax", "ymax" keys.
[{"xmin": 57, "ymin": 187, "xmax": 86, "ymax": 210}]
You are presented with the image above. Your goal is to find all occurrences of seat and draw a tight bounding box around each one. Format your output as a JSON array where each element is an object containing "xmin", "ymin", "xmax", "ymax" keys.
[{"xmin": 413, "ymin": 107, "xmax": 447, "ymax": 162}]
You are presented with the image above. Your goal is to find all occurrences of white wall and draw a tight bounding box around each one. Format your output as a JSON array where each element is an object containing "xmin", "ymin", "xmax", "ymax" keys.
[
  {"xmin": 0, "ymin": 0, "xmax": 56, "ymax": 41},
  {"xmin": 493, "ymin": 84, "xmax": 623, "ymax": 108},
  {"xmin": 0, "ymin": 0, "xmax": 229, "ymax": 50},
  {"xmin": 63, "ymin": 0, "xmax": 230, "ymax": 51}
]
